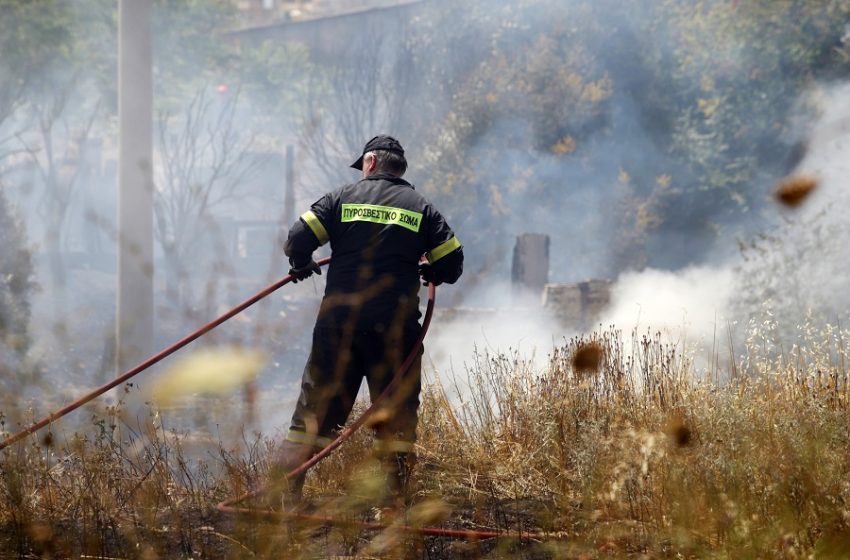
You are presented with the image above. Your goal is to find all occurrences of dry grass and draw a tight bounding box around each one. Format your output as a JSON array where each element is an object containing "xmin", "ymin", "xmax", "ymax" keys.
[{"xmin": 2, "ymin": 325, "xmax": 850, "ymax": 558}]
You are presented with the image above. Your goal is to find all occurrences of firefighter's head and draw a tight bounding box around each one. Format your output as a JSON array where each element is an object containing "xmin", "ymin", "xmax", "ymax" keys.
[{"xmin": 351, "ymin": 135, "xmax": 407, "ymax": 178}]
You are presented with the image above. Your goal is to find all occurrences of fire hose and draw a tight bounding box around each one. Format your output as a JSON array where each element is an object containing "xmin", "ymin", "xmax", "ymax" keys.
[{"xmin": 0, "ymin": 258, "xmax": 558, "ymax": 543}]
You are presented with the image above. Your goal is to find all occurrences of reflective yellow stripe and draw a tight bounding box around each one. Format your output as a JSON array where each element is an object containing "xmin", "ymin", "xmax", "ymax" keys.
[
  {"xmin": 426, "ymin": 236, "xmax": 460, "ymax": 263},
  {"xmin": 286, "ymin": 429, "xmax": 333, "ymax": 448},
  {"xmin": 301, "ymin": 211, "xmax": 329, "ymax": 245},
  {"xmin": 341, "ymin": 203, "xmax": 422, "ymax": 233},
  {"xmin": 373, "ymin": 439, "xmax": 416, "ymax": 454}
]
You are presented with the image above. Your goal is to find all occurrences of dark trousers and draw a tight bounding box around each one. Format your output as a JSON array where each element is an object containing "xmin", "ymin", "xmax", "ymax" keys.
[{"xmin": 287, "ymin": 324, "xmax": 422, "ymax": 450}]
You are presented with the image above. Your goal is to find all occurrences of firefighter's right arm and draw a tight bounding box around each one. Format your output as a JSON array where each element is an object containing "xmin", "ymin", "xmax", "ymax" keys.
[
  {"xmin": 283, "ymin": 213, "xmax": 325, "ymax": 265},
  {"xmin": 284, "ymin": 195, "xmax": 333, "ymax": 279}
]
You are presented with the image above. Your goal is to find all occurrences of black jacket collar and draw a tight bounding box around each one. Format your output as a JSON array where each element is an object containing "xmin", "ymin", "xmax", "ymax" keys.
[{"xmin": 362, "ymin": 173, "xmax": 414, "ymax": 188}]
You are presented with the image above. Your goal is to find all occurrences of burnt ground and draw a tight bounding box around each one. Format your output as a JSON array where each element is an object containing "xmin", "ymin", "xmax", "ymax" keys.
[{"xmin": 0, "ymin": 497, "xmax": 567, "ymax": 559}]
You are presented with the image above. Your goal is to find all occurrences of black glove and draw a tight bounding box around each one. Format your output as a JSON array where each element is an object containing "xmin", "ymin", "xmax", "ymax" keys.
[
  {"xmin": 418, "ymin": 262, "xmax": 441, "ymax": 286},
  {"xmin": 289, "ymin": 259, "xmax": 321, "ymax": 283}
]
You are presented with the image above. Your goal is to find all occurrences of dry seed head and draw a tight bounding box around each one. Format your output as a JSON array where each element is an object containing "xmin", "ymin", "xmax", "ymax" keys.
[
  {"xmin": 774, "ymin": 175, "xmax": 818, "ymax": 207},
  {"xmin": 572, "ymin": 342, "xmax": 604, "ymax": 374},
  {"xmin": 365, "ymin": 407, "xmax": 394, "ymax": 429},
  {"xmin": 27, "ymin": 522, "xmax": 53, "ymax": 543},
  {"xmin": 409, "ymin": 498, "xmax": 452, "ymax": 526},
  {"xmin": 663, "ymin": 413, "xmax": 692, "ymax": 447},
  {"xmin": 150, "ymin": 346, "xmax": 267, "ymax": 405}
]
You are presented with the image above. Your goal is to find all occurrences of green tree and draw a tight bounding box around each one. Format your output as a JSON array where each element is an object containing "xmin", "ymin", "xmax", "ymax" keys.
[
  {"xmin": 0, "ymin": 189, "xmax": 34, "ymax": 366},
  {"xmin": 411, "ymin": 0, "xmax": 615, "ymax": 278},
  {"xmin": 0, "ymin": 0, "xmax": 73, "ymax": 157},
  {"xmin": 411, "ymin": 0, "xmax": 850, "ymax": 280},
  {"xmin": 154, "ymin": 87, "xmax": 263, "ymax": 310},
  {"xmin": 149, "ymin": 1, "xmax": 313, "ymax": 311},
  {"xmin": 635, "ymin": 0, "xmax": 850, "ymax": 255},
  {"xmin": 2, "ymin": 1, "xmax": 113, "ymax": 308}
]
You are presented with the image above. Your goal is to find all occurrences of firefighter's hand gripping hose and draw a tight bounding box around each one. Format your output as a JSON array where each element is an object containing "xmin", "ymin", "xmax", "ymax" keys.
[{"xmin": 0, "ymin": 258, "xmax": 559, "ymax": 543}]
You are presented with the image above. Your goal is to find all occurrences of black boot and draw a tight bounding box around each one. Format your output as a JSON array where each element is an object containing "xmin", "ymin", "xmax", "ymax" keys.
[
  {"xmin": 384, "ymin": 452, "xmax": 416, "ymax": 507},
  {"xmin": 266, "ymin": 439, "xmax": 316, "ymax": 510}
]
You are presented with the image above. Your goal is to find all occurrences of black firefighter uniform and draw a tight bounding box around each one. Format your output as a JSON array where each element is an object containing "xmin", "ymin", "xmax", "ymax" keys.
[{"xmin": 279, "ymin": 171, "xmax": 464, "ymax": 498}]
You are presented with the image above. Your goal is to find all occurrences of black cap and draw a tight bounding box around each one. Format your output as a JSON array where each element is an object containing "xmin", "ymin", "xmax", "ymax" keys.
[{"xmin": 350, "ymin": 134, "xmax": 405, "ymax": 170}]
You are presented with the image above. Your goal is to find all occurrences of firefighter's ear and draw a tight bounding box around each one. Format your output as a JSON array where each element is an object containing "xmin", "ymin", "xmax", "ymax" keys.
[{"xmin": 362, "ymin": 152, "xmax": 378, "ymax": 176}]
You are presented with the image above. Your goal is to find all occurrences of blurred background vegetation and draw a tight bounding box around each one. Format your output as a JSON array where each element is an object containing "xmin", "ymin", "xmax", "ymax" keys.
[
  {"xmin": 2, "ymin": 0, "xmax": 848, "ymax": 288},
  {"xmin": 1, "ymin": 0, "xmax": 847, "ymax": 362}
]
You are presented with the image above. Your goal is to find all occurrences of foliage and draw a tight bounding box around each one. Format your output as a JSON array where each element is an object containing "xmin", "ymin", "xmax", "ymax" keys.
[
  {"xmin": 0, "ymin": 0, "xmax": 111, "ymax": 310},
  {"xmin": 153, "ymin": 0, "xmax": 311, "ymax": 136},
  {"xmin": 611, "ymin": 0, "xmax": 850, "ymax": 265},
  {"xmin": 149, "ymin": 2, "xmax": 311, "ymax": 311},
  {"xmin": 153, "ymin": 87, "xmax": 264, "ymax": 311},
  {"xmin": 235, "ymin": 40, "xmax": 313, "ymax": 142},
  {"xmin": 0, "ymin": 0, "xmax": 73, "ymax": 132},
  {"xmin": 6, "ymin": 0, "xmax": 845, "ymax": 288},
  {"xmin": 294, "ymin": 29, "xmax": 421, "ymax": 191},
  {"xmin": 408, "ymin": 0, "xmax": 850, "ymax": 278},
  {"xmin": 152, "ymin": 0, "xmax": 240, "ymax": 107},
  {"xmin": 0, "ymin": 0, "xmax": 112, "ymax": 127},
  {"xmin": 411, "ymin": 0, "xmax": 614, "ymax": 278},
  {"xmin": 0, "ymin": 190, "xmax": 34, "ymax": 363},
  {"xmin": 643, "ymin": 0, "xmax": 850, "ymax": 216}
]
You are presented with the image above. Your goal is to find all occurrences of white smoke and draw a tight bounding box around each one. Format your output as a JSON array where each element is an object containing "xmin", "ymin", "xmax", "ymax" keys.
[
  {"xmin": 424, "ymin": 280, "xmax": 564, "ymax": 386},
  {"xmin": 602, "ymin": 266, "xmax": 734, "ymax": 337},
  {"xmin": 794, "ymin": 83, "xmax": 850, "ymax": 213},
  {"xmin": 599, "ymin": 266, "xmax": 736, "ymax": 368},
  {"xmin": 594, "ymin": 82, "xmax": 850, "ymax": 370}
]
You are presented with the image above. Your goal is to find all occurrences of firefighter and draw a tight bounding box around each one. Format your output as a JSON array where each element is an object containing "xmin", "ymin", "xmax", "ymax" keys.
[{"xmin": 270, "ymin": 135, "xmax": 463, "ymax": 508}]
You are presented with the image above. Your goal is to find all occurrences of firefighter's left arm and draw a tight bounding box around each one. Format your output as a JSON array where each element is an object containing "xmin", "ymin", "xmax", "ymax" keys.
[
  {"xmin": 422, "ymin": 206, "xmax": 463, "ymax": 286},
  {"xmin": 426, "ymin": 243, "xmax": 463, "ymax": 285}
]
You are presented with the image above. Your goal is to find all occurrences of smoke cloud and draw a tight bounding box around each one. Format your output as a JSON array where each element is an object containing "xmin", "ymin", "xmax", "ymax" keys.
[
  {"xmin": 601, "ymin": 265, "xmax": 735, "ymax": 361},
  {"xmin": 425, "ymin": 280, "xmax": 562, "ymax": 379},
  {"xmin": 730, "ymin": 82, "xmax": 850, "ymax": 333},
  {"xmin": 793, "ymin": 83, "xmax": 850, "ymax": 211}
]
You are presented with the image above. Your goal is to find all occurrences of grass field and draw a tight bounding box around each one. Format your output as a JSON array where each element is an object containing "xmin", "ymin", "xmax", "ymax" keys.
[{"xmin": 2, "ymin": 325, "xmax": 849, "ymax": 558}]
